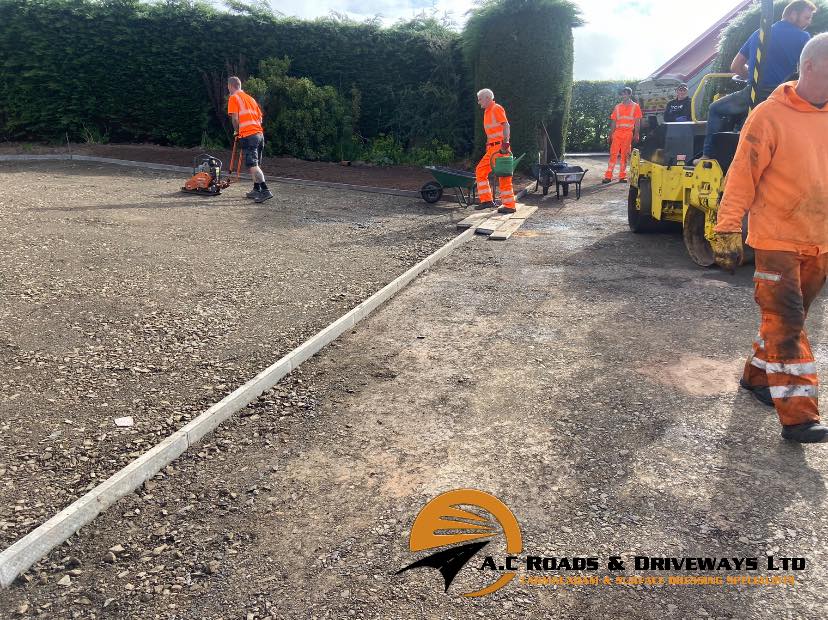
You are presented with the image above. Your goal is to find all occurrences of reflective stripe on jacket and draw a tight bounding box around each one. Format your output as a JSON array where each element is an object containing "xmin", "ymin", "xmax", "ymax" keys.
[
  {"xmin": 484, "ymin": 103, "xmax": 508, "ymax": 142},
  {"xmin": 611, "ymin": 102, "xmax": 642, "ymax": 132}
]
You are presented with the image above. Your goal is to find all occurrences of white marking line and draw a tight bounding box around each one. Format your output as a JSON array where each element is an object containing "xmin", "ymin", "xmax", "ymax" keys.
[{"xmin": 0, "ymin": 223, "xmax": 476, "ymax": 588}]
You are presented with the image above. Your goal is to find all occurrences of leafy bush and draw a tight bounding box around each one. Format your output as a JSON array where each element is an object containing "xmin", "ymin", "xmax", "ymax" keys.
[
  {"xmin": 245, "ymin": 58, "xmax": 349, "ymax": 161},
  {"xmin": 360, "ymin": 135, "xmax": 454, "ymax": 166},
  {"xmin": 566, "ymin": 80, "xmax": 639, "ymax": 153}
]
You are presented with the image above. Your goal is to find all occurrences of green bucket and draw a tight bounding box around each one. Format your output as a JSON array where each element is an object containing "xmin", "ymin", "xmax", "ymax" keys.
[{"xmin": 492, "ymin": 152, "xmax": 525, "ymax": 177}]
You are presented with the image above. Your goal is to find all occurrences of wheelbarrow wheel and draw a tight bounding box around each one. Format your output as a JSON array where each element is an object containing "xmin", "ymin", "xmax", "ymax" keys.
[{"xmin": 420, "ymin": 181, "xmax": 443, "ymax": 204}]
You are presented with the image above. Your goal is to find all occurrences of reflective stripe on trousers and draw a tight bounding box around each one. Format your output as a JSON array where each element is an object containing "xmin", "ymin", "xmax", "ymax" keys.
[
  {"xmin": 476, "ymin": 144, "xmax": 514, "ymax": 204},
  {"xmin": 742, "ymin": 250, "xmax": 828, "ymax": 426},
  {"xmin": 605, "ymin": 132, "xmax": 633, "ymax": 180}
]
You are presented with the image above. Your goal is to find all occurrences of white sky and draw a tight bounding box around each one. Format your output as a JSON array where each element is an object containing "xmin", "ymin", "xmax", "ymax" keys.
[{"xmin": 261, "ymin": 0, "xmax": 747, "ymax": 79}]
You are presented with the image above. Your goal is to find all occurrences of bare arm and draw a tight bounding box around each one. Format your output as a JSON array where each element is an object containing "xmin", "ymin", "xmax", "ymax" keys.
[
  {"xmin": 502, "ymin": 121, "xmax": 510, "ymax": 143},
  {"xmin": 730, "ymin": 52, "xmax": 749, "ymax": 79},
  {"xmin": 634, "ymin": 118, "xmax": 641, "ymax": 141},
  {"xmin": 229, "ymin": 112, "xmax": 239, "ymax": 134}
]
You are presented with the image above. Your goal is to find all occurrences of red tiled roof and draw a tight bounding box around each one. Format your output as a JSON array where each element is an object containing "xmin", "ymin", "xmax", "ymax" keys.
[{"xmin": 648, "ymin": 0, "xmax": 753, "ymax": 80}]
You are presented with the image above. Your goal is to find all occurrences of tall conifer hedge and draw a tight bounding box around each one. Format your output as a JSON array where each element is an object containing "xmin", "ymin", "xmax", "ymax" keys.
[
  {"xmin": 463, "ymin": 0, "xmax": 582, "ymax": 166},
  {"xmin": 0, "ymin": 0, "xmax": 472, "ymax": 152}
]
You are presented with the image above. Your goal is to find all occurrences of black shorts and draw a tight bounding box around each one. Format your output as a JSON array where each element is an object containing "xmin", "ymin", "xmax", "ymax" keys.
[{"xmin": 240, "ymin": 133, "xmax": 264, "ymax": 167}]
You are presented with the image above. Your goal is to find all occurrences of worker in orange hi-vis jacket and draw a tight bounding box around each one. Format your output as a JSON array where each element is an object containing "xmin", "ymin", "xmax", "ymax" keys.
[
  {"xmin": 712, "ymin": 34, "xmax": 828, "ymax": 443},
  {"xmin": 227, "ymin": 76, "xmax": 272, "ymax": 204},
  {"xmin": 603, "ymin": 87, "xmax": 642, "ymax": 184},
  {"xmin": 474, "ymin": 88, "xmax": 516, "ymax": 214}
]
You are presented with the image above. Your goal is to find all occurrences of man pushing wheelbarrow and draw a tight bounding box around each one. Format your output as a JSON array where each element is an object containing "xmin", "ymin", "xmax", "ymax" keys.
[{"xmin": 475, "ymin": 88, "xmax": 516, "ymax": 214}]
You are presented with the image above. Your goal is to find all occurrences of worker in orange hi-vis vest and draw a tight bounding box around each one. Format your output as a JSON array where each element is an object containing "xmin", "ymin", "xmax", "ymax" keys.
[
  {"xmin": 474, "ymin": 88, "xmax": 516, "ymax": 214},
  {"xmin": 227, "ymin": 76, "xmax": 272, "ymax": 203},
  {"xmin": 603, "ymin": 87, "xmax": 642, "ymax": 184}
]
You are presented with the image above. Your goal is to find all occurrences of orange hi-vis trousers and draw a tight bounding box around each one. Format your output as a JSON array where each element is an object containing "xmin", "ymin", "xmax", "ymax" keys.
[
  {"xmin": 742, "ymin": 250, "xmax": 828, "ymax": 426},
  {"xmin": 604, "ymin": 131, "xmax": 633, "ymax": 180},
  {"xmin": 476, "ymin": 144, "xmax": 515, "ymax": 209}
]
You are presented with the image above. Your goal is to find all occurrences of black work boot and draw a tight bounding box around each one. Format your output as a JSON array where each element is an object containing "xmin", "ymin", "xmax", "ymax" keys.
[
  {"xmin": 601, "ymin": 178, "xmax": 612, "ymax": 184},
  {"xmin": 739, "ymin": 378, "xmax": 774, "ymax": 407},
  {"xmin": 476, "ymin": 201, "xmax": 495, "ymax": 211},
  {"xmin": 245, "ymin": 189, "xmax": 261, "ymax": 199},
  {"xmin": 781, "ymin": 422, "xmax": 828, "ymax": 443},
  {"xmin": 498, "ymin": 205, "xmax": 516, "ymax": 214},
  {"xmin": 254, "ymin": 189, "xmax": 274, "ymax": 203}
]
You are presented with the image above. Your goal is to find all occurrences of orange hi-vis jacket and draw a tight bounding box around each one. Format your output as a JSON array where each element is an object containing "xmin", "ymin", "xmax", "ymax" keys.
[
  {"xmin": 716, "ymin": 82, "xmax": 828, "ymax": 255},
  {"xmin": 227, "ymin": 90, "xmax": 264, "ymax": 138},
  {"xmin": 483, "ymin": 103, "xmax": 508, "ymax": 145},
  {"xmin": 611, "ymin": 101, "xmax": 642, "ymax": 135}
]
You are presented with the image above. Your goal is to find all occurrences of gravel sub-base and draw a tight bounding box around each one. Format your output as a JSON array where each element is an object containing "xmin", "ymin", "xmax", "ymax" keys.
[
  {"xmin": 0, "ymin": 161, "xmax": 459, "ymax": 549},
  {"xmin": 4, "ymin": 184, "xmax": 828, "ymax": 618}
]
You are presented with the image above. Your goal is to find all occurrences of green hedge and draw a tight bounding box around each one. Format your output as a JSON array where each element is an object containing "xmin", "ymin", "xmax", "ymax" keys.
[
  {"xmin": 463, "ymin": 0, "xmax": 582, "ymax": 167},
  {"xmin": 245, "ymin": 58, "xmax": 350, "ymax": 161},
  {"xmin": 0, "ymin": 0, "xmax": 472, "ymax": 153},
  {"xmin": 566, "ymin": 81, "xmax": 639, "ymax": 153},
  {"xmin": 714, "ymin": 0, "xmax": 828, "ymax": 74}
]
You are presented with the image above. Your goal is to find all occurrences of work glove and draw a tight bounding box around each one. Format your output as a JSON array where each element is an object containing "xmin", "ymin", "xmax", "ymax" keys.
[
  {"xmin": 500, "ymin": 142, "xmax": 511, "ymax": 154},
  {"xmin": 711, "ymin": 232, "xmax": 744, "ymax": 274}
]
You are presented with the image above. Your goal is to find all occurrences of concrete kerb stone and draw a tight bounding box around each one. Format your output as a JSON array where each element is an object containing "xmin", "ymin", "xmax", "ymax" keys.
[
  {"xmin": 0, "ymin": 432, "xmax": 189, "ymax": 588},
  {"xmin": 0, "ymin": 213, "xmax": 479, "ymax": 588},
  {"xmin": 0, "ymin": 154, "xmax": 71, "ymax": 162},
  {"xmin": 0, "ymin": 154, "xmax": 422, "ymax": 199}
]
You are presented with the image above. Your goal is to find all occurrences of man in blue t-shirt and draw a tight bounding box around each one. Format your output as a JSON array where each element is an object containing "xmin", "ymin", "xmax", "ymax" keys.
[{"xmin": 700, "ymin": 0, "xmax": 815, "ymax": 159}]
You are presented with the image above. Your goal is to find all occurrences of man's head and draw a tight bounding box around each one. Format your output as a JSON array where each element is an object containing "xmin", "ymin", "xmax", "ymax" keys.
[
  {"xmin": 799, "ymin": 32, "xmax": 828, "ymax": 101},
  {"xmin": 620, "ymin": 87, "xmax": 632, "ymax": 103},
  {"xmin": 227, "ymin": 76, "xmax": 242, "ymax": 94},
  {"xmin": 676, "ymin": 83, "xmax": 689, "ymax": 100},
  {"xmin": 783, "ymin": 1, "xmax": 817, "ymax": 29},
  {"xmin": 477, "ymin": 88, "xmax": 494, "ymax": 109}
]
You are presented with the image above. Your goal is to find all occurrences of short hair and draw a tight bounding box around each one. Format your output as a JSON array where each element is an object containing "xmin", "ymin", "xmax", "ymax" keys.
[
  {"xmin": 620, "ymin": 87, "xmax": 632, "ymax": 95},
  {"xmin": 227, "ymin": 76, "xmax": 242, "ymax": 89},
  {"xmin": 783, "ymin": 0, "xmax": 817, "ymax": 19},
  {"xmin": 477, "ymin": 88, "xmax": 494, "ymax": 99},
  {"xmin": 801, "ymin": 32, "xmax": 828, "ymax": 66}
]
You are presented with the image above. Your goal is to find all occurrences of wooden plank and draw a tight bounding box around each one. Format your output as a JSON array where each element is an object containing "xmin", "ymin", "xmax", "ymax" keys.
[
  {"xmin": 476, "ymin": 204, "xmax": 539, "ymax": 235},
  {"xmin": 475, "ymin": 213, "xmax": 513, "ymax": 236},
  {"xmin": 456, "ymin": 210, "xmax": 496, "ymax": 230},
  {"xmin": 489, "ymin": 218, "xmax": 528, "ymax": 241},
  {"xmin": 512, "ymin": 205, "xmax": 538, "ymax": 220}
]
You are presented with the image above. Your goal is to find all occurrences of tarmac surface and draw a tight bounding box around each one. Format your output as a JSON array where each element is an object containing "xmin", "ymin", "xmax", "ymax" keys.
[{"xmin": 2, "ymin": 167, "xmax": 827, "ymax": 619}]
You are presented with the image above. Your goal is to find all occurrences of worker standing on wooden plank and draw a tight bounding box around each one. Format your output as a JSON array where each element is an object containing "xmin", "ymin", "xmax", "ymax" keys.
[
  {"xmin": 712, "ymin": 34, "xmax": 828, "ymax": 443},
  {"xmin": 474, "ymin": 89, "xmax": 516, "ymax": 214},
  {"xmin": 227, "ymin": 76, "xmax": 272, "ymax": 204},
  {"xmin": 602, "ymin": 87, "xmax": 641, "ymax": 184}
]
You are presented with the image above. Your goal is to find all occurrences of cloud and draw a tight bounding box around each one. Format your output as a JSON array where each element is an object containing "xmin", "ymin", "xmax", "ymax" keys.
[
  {"xmin": 265, "ymin": 0, "xmax": 746, "ymax": 79},
  {"xmin": 339, "ymin": 0, "xmax": 434, "ymax": 16}
]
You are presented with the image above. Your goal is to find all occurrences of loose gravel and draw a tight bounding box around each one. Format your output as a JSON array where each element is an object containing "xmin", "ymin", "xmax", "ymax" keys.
[{"xmin": 0, "ymin": 160, "xmax": 459, "ymax": 550}]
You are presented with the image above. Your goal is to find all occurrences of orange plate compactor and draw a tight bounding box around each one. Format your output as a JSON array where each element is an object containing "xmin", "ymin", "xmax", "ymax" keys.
[{"xmin": 181, "ymin": 139, "xmax": 242, "ymax": 196}]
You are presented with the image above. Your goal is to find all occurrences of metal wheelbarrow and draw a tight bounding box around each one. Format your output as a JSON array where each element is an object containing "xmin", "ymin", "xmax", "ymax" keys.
[{"xmin": 420, "ymin": 166, "xmax": 477, "ymax": 207}]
